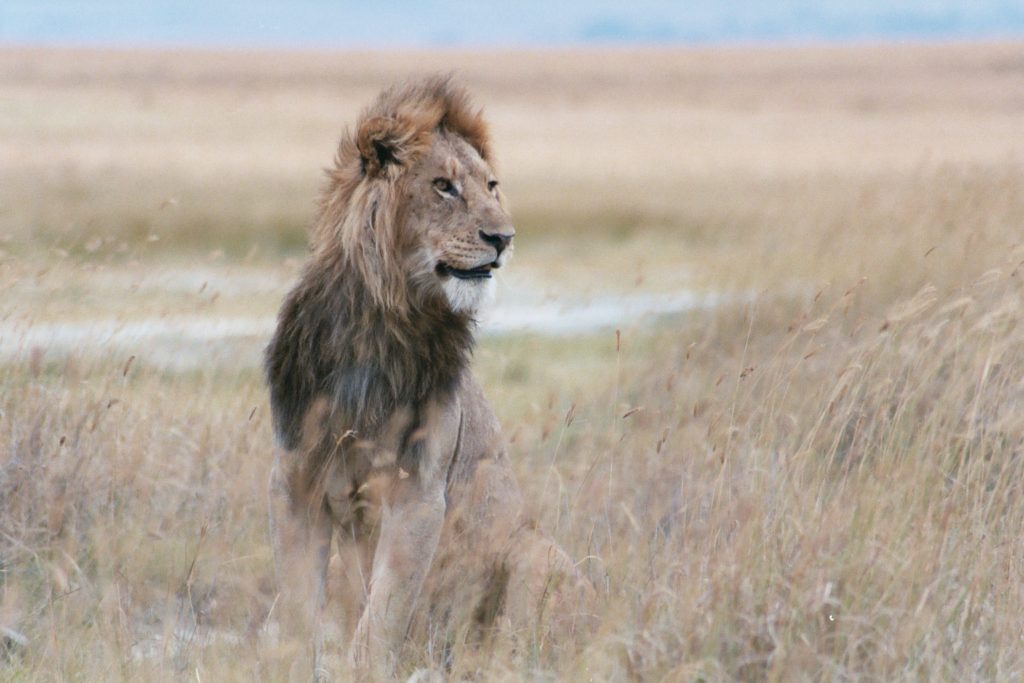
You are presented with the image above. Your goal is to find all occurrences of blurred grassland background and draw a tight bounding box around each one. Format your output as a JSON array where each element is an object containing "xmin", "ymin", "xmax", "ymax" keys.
[{"xmin": 3, "ymin": 43, "xmax": 1024, "ymax": 680}]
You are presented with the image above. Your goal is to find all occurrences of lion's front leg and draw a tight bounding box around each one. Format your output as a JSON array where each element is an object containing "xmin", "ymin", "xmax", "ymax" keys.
[
  {"xmin": 350, "ymin": 473, "xmax": 446, "ymax": 678},
  {"xmin": 268, "ymin": 452, "xmax": 334, "ymax": 680}
]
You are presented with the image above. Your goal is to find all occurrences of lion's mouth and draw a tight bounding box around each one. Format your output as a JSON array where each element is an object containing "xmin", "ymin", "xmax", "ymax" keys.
[{"xmin": 436, "ymin": 262, "xmax": 495, "ymax": 280}]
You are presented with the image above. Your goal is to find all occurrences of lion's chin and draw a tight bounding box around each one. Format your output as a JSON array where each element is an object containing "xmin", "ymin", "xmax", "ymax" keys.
[{"xmin": 442, "ymin": 275, "xmax": 495, "ymax": 315}]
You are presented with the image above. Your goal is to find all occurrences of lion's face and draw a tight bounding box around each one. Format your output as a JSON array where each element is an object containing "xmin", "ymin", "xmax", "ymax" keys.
[{"xmin": 402, "ymin": 131, "xmax": 514, "ymax": 314}]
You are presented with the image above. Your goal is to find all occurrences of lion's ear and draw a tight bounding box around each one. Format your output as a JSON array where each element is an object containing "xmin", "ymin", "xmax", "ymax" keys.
[{"xmin": 356, "ymin": 116, "xmax": 406, "ymax": 178}]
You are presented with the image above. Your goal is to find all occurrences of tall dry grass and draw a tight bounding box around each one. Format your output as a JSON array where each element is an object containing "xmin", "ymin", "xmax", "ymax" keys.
[
  {"xmin": 533, "ymin": 269, "xmax": 1024, "ymax": 681},
  {"xmin": 4, "ymin": 248, "xmax": 1023, "ymax": 680}
]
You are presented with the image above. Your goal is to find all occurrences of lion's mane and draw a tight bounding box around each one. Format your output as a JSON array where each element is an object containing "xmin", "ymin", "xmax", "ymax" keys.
[{"xmin": 264, "ymin": 77, "xmax": 491, "ymax": 494}]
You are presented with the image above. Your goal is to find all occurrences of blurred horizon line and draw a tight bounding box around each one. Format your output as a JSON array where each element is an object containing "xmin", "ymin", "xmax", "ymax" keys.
[
  {"xmin": 3, "ymin": 1, "xmax": 1023, "ymax": 51},
  {"xmin": 3, "ymin": 35, "xmax": 1023, "ymax": 55}
]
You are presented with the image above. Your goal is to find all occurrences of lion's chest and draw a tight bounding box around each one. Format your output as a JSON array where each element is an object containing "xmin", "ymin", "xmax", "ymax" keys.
[{"xmin": 320, "ymin": 395, "xmax": 463, "ymax": 531}]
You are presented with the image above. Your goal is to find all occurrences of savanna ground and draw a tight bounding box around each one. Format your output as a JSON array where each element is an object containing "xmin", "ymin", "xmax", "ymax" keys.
[{"xmin": 2, "ymin": 43, "xmax": 1024, "ymax": 680}]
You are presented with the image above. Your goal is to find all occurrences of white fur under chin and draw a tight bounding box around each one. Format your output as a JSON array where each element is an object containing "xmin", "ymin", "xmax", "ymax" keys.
[{"xmin": 443, "ymin": 276, "xmax": 495, "ymax": 315}]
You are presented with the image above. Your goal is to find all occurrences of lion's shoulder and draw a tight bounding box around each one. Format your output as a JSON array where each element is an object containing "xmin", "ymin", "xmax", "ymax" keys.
[
  {"xmin": 457, "ymin": 374, "xmax": 500, "ymax": 437},
  {"xmin": 447, "ymin": 373, "xmax": 505, "ymax": 483}
]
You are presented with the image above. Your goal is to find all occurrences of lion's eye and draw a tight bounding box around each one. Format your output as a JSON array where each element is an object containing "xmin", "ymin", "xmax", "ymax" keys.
[
  {"xmin": 433, "ymin": 178, "xmax": 458, "ymax": 197},
  {"xmin": 487, "ymin": 180, "xmax": 499, "ymax": 193}
]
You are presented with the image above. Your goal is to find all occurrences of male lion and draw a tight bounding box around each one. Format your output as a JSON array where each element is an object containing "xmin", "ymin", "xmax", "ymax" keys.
[{"xmin": 265, "ymin": 77, "xmax": 585, "ymax": 679}]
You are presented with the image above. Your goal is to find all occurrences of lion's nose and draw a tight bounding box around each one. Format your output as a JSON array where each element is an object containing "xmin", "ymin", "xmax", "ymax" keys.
[{"xmin": 479, "ymin": 228, "xmax": 514, "ymax": 256}]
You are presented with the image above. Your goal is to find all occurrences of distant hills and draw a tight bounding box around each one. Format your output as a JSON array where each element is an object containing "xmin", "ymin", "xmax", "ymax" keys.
[{"xmin": 3, "ymin": 0, "xmax": 1023, "ymax": 48}]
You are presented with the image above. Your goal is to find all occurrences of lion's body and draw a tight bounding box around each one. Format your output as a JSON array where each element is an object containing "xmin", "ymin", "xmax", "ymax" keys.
[{"xmin": 265, "ymin": 77, "xmax": 584, "ymax": 679}]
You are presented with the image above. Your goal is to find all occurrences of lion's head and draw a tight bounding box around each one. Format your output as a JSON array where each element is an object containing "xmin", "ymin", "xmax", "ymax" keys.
[{"xmin": 315, "ymin": 76, "xmax": 514, "ymax": 316}]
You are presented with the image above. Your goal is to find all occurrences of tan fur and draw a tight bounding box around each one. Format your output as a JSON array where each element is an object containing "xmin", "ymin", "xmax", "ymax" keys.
[{"xmin": 264, "ymin": 77, "xmax": 588, "ymax": 680}]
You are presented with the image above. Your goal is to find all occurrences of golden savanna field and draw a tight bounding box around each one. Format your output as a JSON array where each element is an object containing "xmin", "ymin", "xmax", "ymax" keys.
[{"xmin": 3, "ymin": 43, "xmax": 1024, "ymax": 679}]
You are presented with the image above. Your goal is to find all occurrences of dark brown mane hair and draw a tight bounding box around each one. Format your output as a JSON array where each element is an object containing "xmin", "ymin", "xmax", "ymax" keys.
[{"xmin": 265, "ymin": 76, "xmax": 490, "ymax": 495}]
